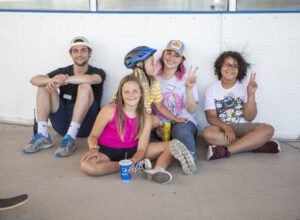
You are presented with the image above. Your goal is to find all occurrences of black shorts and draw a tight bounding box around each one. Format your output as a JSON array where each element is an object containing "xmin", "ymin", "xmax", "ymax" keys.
[{"xmin": 99, "ymin": 145, "xmax": 137, "ymax": 162}]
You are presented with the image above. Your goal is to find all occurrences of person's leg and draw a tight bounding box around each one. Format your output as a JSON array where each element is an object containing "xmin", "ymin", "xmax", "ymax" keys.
[
  {"xmin": 76, "ymin": 100, "xmax": 99, "ymax": 137},
  {"xmin": 142, "ymin": 139, "xmax": 197, "ymax": 184},
  {"xmin": 202, "ymin": 125, "xmax": 228, "ymax": 146},
  {"xmin": 171, "ymin": 122, "xmax": 198, "ymax": 162},
  {"xmin": 72, "ymin": 83, "xmax": 94, "ymax": 124},
  {"xmin": 145, "ymin": 141, "xmax": 173, "ymax": 169},
  {"xmin": 23, "ymin": 87, "xmax": 60, "ymax": 153},
  {"xmin": 36, "ymin": 86, "xmax": 60, "ymax": 122},
  {"xmin": 81, "ymin": 146, "xmax": 137, "ymax": 176},
  {"xmin": 203, "ymin": 123, "xmax": 279, "ymax": 160},
  {"xmin": 80, "ymin": 153, "xmax": 119, "ymax": 176},
  {"xmin": 143, "ymin": 141, "xmax": 173, "ymax": 184},
  {"xmin": 56, "ymin": 84, "xmax": 94, "ymax": 157},
  {"xmin": 227, "ymin": 123, "xmax": 274, "ymax": 154}
]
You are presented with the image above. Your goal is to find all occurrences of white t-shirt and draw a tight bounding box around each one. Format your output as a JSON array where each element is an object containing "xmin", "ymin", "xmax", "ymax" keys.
[
  {"xmin": 152, "ymin": 74, "xmax": 199, "ymax": 126},
  {"xmin": 204, "ymin": 80, "xmax": 248, "ymax": 124}
]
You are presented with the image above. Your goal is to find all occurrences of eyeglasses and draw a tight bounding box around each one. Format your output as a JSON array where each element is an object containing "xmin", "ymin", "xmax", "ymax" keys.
[{"xmin": 222, "ymin": 62, "xmax": 239, "ymax": 69}]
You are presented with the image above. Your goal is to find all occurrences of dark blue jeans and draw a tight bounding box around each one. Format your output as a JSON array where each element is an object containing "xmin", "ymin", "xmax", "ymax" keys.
[{"xmin": 150, "ymin": 121, "xmax": 198, "ymax": 162}]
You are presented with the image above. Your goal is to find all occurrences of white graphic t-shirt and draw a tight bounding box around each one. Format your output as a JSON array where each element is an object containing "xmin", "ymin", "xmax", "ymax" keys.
[
  {"xmin": 204, "ymin": 80, "xmax": 248, "ymax": 124},
  {"xmin": 152, "ymin": 74, "xmax": 198, "ymax": 126}
]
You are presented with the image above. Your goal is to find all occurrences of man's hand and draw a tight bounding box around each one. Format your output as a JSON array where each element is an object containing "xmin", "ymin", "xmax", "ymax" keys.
[{"xmin": 46, "ymin": 74, "xmax": 68, "ymax": 92}]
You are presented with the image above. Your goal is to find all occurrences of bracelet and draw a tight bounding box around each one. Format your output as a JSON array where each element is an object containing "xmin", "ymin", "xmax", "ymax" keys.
[
  {"xmin": 130, "ymin": 158, "xmax": 137, "ymax": 164},
  {"xmin": 90, "ymin": 144, "xmax": 100, "ymax": 150}
]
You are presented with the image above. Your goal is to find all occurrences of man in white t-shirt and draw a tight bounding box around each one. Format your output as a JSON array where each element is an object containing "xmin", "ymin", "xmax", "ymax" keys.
[{"xmin": 203, "ymin": 51, "xmax": 280, "ymax": 160}]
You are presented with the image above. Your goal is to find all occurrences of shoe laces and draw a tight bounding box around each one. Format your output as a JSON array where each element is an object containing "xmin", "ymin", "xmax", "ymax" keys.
[
  {"xmin": 133, "ymin": 162, "xmax": 145, "ymax": 173},
  {"xmin": 60, "ymin": 136, "xmax": 73, "ymax": 148},
  {"xmin": 30, "ymin": 133, "xmax": 43, "ymax": 144}
]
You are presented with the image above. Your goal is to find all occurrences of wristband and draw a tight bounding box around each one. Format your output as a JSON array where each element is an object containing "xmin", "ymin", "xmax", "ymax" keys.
[
  {"xmin": 130, "ymin": 158, "xmax": 137, "ymax": 164},
  {"xmin": 90, "ymin": 144, "xmax": 100, "ymax": 150}
]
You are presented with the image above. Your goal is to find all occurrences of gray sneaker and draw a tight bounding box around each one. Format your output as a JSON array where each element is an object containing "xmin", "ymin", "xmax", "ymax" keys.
[
  {"xmin": 133, "ymin": 159, "xmax": 152, "ymax": 173},
  {"xmin": 23, "ymin": 133, "xmax": 53, "ymax": 153},
  {"xmin": 170, "ymin": 139, "xmax": 197, "ymax": 175},
  {"xmin": 55, "ymin": 135, "xmax": 77, "ymax": 157},
  {"xmin": 143, "ymin": 167, "xmax": 172, "ymax": 184}
]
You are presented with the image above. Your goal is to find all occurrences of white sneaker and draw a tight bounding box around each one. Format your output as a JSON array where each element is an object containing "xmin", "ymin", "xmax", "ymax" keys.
[
  {"xmin": 170, "ymin": 139, "xmax": 197, "ymax": 174},
  {"xmin": 143, "ymin": 167, "xmax": 172, "ymax": 184},
  {"xmin": 133, "ymin": 159, "xmax": 152, "ymax": 173}
]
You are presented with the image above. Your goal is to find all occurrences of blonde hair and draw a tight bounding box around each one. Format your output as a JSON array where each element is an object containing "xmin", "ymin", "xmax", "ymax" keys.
[
  {"xmin": 115, "ymin": 75, "xmax": 145, "ymax": 141},
  {"xmin": 132, "ymin": 61, "xmax": 155, "ymax": 99}
]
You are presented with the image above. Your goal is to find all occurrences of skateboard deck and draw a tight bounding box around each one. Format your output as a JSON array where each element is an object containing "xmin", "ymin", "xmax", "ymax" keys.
[{"xmin": 0, "ymin": 194, "xmax": 28, "ymax": 211}]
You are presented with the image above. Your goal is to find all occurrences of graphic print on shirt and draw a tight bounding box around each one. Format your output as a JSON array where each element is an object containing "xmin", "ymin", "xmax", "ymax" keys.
[
  {"xmin": 152, "ymin": 83, "xmax": 183, "ymax": 120},
  {"xmin": 215, "ymin": 93, "xmax": 244, "ymax": 124}
]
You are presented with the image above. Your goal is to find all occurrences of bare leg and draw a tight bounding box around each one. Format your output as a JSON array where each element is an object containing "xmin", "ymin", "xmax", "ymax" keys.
[
  {"xmin": 202, "ymin": 124, "xmax": 274, "ymax": 154},
  {"xmin": 145, "ymin": 142, "xmax": 173, "ymax": 169},
  {"xmin": 227, "ymin": 124, "xmax": 274, "ymax": 154},
  {"xmin": 36, "ymin": 87, "xmax": 59, "ymax": 121},
  {"xmin": 80, "ymin": 154, "xmax": 119, "ymax": 176},
  {"xmin": 202, "ymin": 126, "xmax": 228, "ymax": 146},
  {"xmin": 72, "ymin": 83, "xmax": 94, "ymax": 124}
]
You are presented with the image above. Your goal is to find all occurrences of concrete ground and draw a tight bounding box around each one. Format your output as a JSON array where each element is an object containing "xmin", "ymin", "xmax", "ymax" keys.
[{"xmin": 0, "ymin": 123, "xmax": 299, "ymax": 220}]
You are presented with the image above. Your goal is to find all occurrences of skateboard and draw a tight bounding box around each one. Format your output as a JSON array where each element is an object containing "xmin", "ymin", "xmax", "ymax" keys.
[{"xmin": 0, "ymin": 194, "xmax": 28, "ymax": 211}]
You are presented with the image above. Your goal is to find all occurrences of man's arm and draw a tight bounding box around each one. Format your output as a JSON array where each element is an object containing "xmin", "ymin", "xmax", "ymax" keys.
[
  {"xmin": 30, "ymin": 74, "xmax": 68, "ymax": 92},
  {"xmin": 66, "ymin": 74, "xmax": 102, "ymax": 85},
  {"xmin": 30, "ymin": 75, "xmax": 52, "ymax": 87}
]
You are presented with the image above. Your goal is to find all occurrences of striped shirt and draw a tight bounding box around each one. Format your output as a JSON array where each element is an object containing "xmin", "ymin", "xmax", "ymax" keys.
[{"xmin": 143, "ymin": 77, "xmax": 163, "ymax": 114}]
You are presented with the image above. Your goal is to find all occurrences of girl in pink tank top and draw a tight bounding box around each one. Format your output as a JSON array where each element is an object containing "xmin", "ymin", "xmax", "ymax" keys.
[{"xmin": 80, "ymin": 71, "xmax": 197, "ymax": 184}]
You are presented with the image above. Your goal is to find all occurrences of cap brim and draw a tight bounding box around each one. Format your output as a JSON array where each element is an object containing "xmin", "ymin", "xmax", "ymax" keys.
[
  {"xmin": 69, "ymin": 42, "xmax": 91, "ymax": 50},
  {"xmin": 164, "ymin": 48, "xmax": 184, "ymax": 57}
]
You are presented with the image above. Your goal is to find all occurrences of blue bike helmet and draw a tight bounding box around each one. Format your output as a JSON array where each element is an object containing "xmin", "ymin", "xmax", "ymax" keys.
[{"xmin": 124, "ymin": 46, "xmax": 157, "ymax": 69}]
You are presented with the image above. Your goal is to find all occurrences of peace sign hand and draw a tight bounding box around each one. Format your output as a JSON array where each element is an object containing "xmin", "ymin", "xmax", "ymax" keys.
[
  {"xmin": 185, "ymin": 66, "xmax": 199, "ymax": 89},
  {"xmin": 247, "ymin": 73, "xmax": 258, "ymax": 95}
]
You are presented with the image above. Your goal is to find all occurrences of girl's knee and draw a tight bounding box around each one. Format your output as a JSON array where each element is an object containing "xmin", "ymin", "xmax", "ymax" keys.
[{"xmin": 80, "ymin": 160, "xmax": 99, "ymax": 176}]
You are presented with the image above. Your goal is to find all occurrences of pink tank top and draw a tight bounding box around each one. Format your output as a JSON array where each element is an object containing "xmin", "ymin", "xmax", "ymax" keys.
[{"xmin": 97, "ymin": 105, "xmax": 138, "ymax": 149}]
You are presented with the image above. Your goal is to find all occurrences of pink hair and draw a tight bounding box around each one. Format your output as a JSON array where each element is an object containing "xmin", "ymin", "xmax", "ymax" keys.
[{"xmin": 156, "ymin": 51, "xmax": 186, "ymax": 81}]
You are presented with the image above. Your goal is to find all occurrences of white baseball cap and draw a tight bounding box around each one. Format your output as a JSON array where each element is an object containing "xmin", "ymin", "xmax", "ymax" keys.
[{"xmin": 69, "ymin": 36, "xmax": 91, "ymax": 50}]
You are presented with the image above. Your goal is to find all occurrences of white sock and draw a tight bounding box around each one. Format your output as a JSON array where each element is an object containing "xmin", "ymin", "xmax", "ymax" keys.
[
  {"xmin": 66, "ymin": 121, "xmax": 81, "ymax": 140},
  {"xmin": 38, "ymin": 122, "xmax": 48, "ymax": 137}
]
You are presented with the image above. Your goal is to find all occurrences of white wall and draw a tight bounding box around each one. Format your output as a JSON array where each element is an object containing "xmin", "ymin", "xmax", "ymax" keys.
[{"xmin": 0, "ymin": 11, "xmax": 299, "ymax": 139}]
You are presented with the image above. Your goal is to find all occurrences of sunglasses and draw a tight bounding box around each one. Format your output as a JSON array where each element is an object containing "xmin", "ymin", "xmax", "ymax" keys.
[{"xmin": 222, "ymin": 62, "xmax": 239, "ymax": 69}]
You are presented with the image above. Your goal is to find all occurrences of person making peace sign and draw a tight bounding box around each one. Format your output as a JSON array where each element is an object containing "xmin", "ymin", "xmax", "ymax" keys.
[
  {"xmin": 203, "ymin": 51, "xmax": 280, "ymax": 160},
  {"xmin": 151, "ymin": 40, "xmax": 199, "ymax": 164}
]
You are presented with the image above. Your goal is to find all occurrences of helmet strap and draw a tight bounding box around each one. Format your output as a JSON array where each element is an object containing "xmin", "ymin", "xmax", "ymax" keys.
[{"xmin": 136, "ymin": 61, "xmax": 151, "ymax": 87}]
